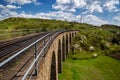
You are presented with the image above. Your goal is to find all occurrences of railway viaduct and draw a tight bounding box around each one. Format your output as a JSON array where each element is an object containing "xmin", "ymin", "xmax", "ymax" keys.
[
  {"xmin": 36, "ymin": 31, "xmax": 78, "ymax": 80},
  {"xmin": 0, "ymin": 30, "xmax": 78, "ymax": 80}
]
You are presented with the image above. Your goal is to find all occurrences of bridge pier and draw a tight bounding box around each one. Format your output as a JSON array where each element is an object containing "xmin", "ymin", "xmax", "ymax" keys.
[{"xmin": 50, "ymin": 51, "xmax": 56, "ymax": 80}]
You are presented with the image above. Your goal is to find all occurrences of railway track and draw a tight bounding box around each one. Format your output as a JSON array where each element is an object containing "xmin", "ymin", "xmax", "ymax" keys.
[
  {"xmin": 0, "ymin": 32, "xmax": 52, "ymax": 80},
  {"xmin": 0, "ymin": 32, "xmax": 48, "ymax": 62}
]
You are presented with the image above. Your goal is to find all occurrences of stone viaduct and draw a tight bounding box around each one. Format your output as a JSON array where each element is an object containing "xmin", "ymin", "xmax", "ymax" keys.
[{"xmin": 36, "ymin": 31, "xmax": 78, "ymax": 80}]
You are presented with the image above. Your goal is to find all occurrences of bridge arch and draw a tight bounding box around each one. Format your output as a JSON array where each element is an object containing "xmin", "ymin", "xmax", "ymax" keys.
[
  {"xmin": 50, "ymin": 51, "xmax": 56, "ymax": 80},
  {"xmin": 66, "ymin": 34, "xmax": 69, "ymax": 55},
  {"xmin": 58, "ymin": 39, "xmax": 62, "ymax": 73},
  {"xmin": 75, "ymin": 32, "xmax": 77, "ymax": 35},
  {"xmin": 62, "ymin": 36, "xmax": 66, "ymax": 61},
  {"xmin": 69, "ymin": 33, "xmax": 72, "ymax": 50},
  {"xmin": 72, "ymin": 32, "xmax": 74, "ymax": 37}
]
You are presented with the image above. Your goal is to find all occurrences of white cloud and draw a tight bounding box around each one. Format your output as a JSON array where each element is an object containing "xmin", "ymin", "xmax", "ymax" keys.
[
  {"xmin": 0, "ymin": 4, "xmax": 21, "ymax": 20},
  {"xmin": 103, "ymin": 0, "xmax": 119, "ymax": 12},
  {"xmin": 0, "ymin": 14, "xmax": 2, "ymax": 20},
  {"xmin": 20, "ymin": 12, "xmax": 108, "ymax": 26},
  {"xmin": 86, "ymin": 1, "xmax": 103, "ymax": 13},
  {"xmin": 6, "ymin": 5, "xmax": 21, "ymax": 9},
  {"xmin": 56, "ymin": 0, "xmax": 71, "ymax": 4},
  {"xmin": 0, "ymin": 8, "xmax": 109, "ymax": 26},
  {"xmin": 4, "ymin": 0, "xmax": 41, "ymax": 5},
  {"xmin": 33, "ymin": 11, "xmax": 80, "ymax": 21},
  {"xmin": 84, "ymin": 14, "xmax": 108, "ymax": 26},
  {"xmin": 52, "ymin": 5, "xmax": 76, "ymax": 12},
  {"xmin": 0, "ymin": 5, "xmax": 4, "ymax": 8},
  {"xmin": 73, "ymin": 0, "xmax": 86, "ymax": 8},
  {"xmin": 53, "ymin": 0, "xmax": 119, "ymax": 13},
  {"xmin": 85, "ymin": 0, "xmax": 119, "ymax": 13},
  {"xmin": 0, "ymin": 9, "xmax": 18, "ymax": 20},
  {"xmin": 0, "ymin": 4, "xmax": 21, "ymax": 9},
  {"xmin": 113, "ymin": 16, "xmax": 120, "ymax": 22},
  {"xmin": 52, "ymin": 0, "xmax": 86, "ymax": 12},
  {"xmin": 112, "ymin": 15, "xmax": 120, "ymax": 26}
]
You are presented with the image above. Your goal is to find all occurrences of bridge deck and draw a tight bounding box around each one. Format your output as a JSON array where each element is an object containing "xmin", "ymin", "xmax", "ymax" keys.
[{"xmin": 0, "ymin": 32, "xmax": 49, "ymax": 80}]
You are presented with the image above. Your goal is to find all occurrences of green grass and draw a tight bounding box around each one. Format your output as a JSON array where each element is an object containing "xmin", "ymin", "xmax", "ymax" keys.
[{"xmin": 58, "ymin": 56, "xmax": 120, "ymax": 80}]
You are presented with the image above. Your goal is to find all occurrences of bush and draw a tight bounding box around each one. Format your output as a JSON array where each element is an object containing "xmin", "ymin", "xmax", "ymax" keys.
[{"xmin": 72, "ymin": 51, "xmax": 96, "ymax": 60}]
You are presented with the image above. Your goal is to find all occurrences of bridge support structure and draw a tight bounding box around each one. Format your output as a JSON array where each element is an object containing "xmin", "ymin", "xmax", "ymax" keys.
[{"xmin": 36, "ymin": 31, "xmax": 78, "ymax": 80}]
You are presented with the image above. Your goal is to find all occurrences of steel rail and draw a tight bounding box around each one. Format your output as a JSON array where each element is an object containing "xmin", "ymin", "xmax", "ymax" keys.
[
  {"xmin": 0, "ymin": 32, "xmax": 52, "ymax": 67},
  {"xmin": 21, "ymin": 30, "xmax": 63, "ymax": 80}
]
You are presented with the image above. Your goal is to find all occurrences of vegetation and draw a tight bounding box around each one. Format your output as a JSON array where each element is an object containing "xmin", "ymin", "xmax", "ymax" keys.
[
  {"xmin": 0, "ymin": 17, "xmax": 119, "ymax": 42},
  {"xmin": 72, "ymin": 24, "xmax": 120, "ymax": 59},
  {"xmin": 0, "ymin": 17, "xmax": 120, "ymax": 80},
  {"xmin": 59, "ymin": 56, "xmax": 120, "ymax": 80},
  {"xmin": 0, "ymin": 17, "xmax": 119, "ymax": 55},
  {"xmin": 0, "ymin": 17, "xmax": 71, "ymax": 31},
  {"xmin": 57, "ymin": 20, "xmax": 120, "ymax": 80},
  {"xmin": 0, "ymin": 17, "xmax": 72, "ymax": 40}
]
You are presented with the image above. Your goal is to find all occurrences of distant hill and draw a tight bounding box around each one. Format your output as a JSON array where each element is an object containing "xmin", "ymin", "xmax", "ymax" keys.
[{"xmin": 0, "ymin": 17, "xmax": 119, "ymax": 31}]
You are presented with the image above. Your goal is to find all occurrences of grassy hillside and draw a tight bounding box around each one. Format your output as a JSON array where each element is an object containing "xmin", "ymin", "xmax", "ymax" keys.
[
  {"xmin": 0, "ymin": 17, "xmax": 104, "ymax": 31},
  {"xmin": 59, "ymin": 56, "xmax": 120, "ymax": 80},
  {"xmin": 0, "ymin": 17, "xmax": 72, "ymax": 31},
  {"xmin": 71, "ymin": 24, "xmax": 120, "ymax": 59}
]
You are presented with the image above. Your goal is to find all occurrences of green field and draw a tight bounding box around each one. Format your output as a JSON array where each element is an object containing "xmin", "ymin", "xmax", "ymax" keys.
[{"xmin": 59, "ymin": 56, "xmax": 120, "ymax": 80}]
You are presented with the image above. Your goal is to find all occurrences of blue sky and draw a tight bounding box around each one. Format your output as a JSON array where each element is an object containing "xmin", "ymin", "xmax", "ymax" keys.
[{"xmin": 0, "ymin": 0, "xmax": 120, "ymax": 26}]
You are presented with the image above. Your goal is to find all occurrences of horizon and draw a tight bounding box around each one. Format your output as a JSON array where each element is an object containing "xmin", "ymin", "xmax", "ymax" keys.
[
  {"xmin": 2, "ymin": 17, "xmax": 120, "ymax": 27},
  {"xmin": 0, "ymin": 0, "xmax": 120, "ymax": 26}
]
